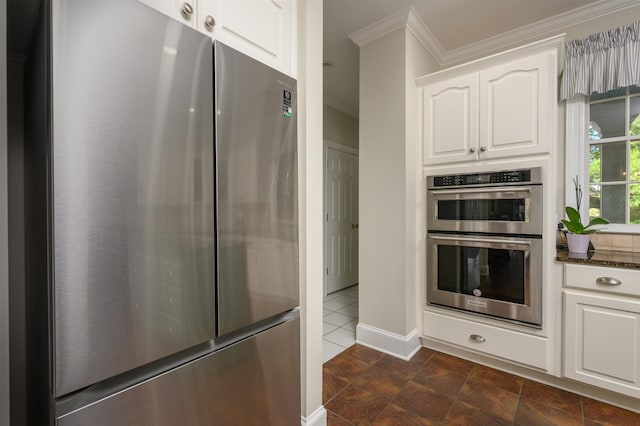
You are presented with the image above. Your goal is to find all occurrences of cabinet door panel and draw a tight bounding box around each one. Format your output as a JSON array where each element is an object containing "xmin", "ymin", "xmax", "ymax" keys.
[
  {"xmin": 422, "ymin": 74, "xmax": 478, "ymax": 166},
  {"xmin": 480, "ymin": 52, "xmax": 555, "ymax": 158},
  {"xmin": 564, "ymin": 291, "xmax": 640, "ymax": 397},
  {"xmin": 212, "ymin": 0, "xmax": 294, "ymax": 76},
  {"xmin": 136, "ymin": 0, "xmax": 196, "ymax": 27}
]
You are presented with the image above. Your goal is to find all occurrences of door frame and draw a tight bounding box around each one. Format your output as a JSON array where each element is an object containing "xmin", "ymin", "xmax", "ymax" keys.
[{"xmin": 323, "ymin": 139, "xmax": 359, "ymax": 296}]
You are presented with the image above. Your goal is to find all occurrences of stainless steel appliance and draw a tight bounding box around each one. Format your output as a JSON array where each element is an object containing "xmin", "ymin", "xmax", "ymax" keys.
[
  {"xmin": 426, "ymin": 168, "xmax": 543, "ymax": 326},
  {"xmin": 12, "ymin": 0, "xmax": 300, "ymax": 424}
]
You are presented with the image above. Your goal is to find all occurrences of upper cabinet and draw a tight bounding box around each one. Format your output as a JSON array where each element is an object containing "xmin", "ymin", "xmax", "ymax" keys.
[
  {"xmin": 418, "ymin": 37, "xmax": 561, "ymax": 167},
  {"xmin": 422, "ymin": 73, "xmax": 479, "ymax": 165},
  {"xmin": 136, "ymin": 0, "xmax": 296, "ymax": 77}
]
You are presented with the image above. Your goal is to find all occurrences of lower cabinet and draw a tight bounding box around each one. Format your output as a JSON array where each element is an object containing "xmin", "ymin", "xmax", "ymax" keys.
[
  {"xmin": 564, "ymin": 290, "xmax": 640, "ymax": 398},
  {"xmin": 423, "ymin": 310, "xmax": 550, "ymax": 371}
]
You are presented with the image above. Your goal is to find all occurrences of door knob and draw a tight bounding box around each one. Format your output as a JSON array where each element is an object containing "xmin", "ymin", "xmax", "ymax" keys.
[
  {"xmin": 479, "ymin": 146, "xmax": 487, "ymax": 152},
  {"xmin": 469, "ymin": 147, "xmax": 476, "ymax": 153},
  {"xmin": 204, "ymin": 15, "xmax": 216, "ymax": 30},
  {"xmin": 181, "ymin": 2, "xmax": 194, "ymax": 18}
]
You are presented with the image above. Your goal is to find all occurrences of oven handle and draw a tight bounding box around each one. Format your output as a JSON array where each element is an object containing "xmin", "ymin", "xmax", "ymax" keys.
[
  {"xmin": 430, "ymin": 235, "xmax": 531, "ymax": 246},
  {"xmin": 429, "ymin": 187, "xmax": 531, "ymax": 195}
]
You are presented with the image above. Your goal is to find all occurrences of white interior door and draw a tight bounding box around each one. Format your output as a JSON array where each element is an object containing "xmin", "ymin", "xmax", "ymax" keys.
[{"xmin": 325, "ymin": 145, "xmax": 358, "ymax": 294}]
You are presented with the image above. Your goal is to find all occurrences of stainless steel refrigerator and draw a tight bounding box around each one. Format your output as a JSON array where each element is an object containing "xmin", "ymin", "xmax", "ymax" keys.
[{"xmin": 15, "ymin": 0, "xmax": 300, "ymax": 424}]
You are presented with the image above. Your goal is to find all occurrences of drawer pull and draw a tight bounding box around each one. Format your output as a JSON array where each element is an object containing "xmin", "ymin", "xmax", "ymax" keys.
[
  {"xmin": 596, "ymin": 277, "xmax": 622, "ymax": 286},
  {"xmin": 469, "ymin": 334, "xmax": 486, "ymax": 343}
]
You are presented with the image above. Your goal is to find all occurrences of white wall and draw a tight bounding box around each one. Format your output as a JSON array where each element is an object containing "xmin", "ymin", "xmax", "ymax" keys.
[
  {"xmin": 404, "ymin": 30, "xmax": 440, "ymax": 336},
  {"xmin": 0, "ymin": 0, "xmax": 9, "ymax": 423},
  {"xmin": 358, "ymin": 27, "xmax": 438, "ymax": 349},
  {"xmin": 359, "ymin": 28, "xmax": 407, "ymax": 336},
  {"xmin": 297, "ymin": 0, "xmax": 325, "ymax": 424},
  {"xmin": 323, "ymin": 104, "xmax": 358, "ymax": 149}
]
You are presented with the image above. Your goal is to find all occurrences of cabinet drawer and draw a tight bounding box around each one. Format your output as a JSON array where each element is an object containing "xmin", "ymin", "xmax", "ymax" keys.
[
  {"xmin": 423, "ymin": 310, "xmax": 549, "ymax": 371},
  {"xmin": 564, "ymin": 263, "xmax": 640, "ymax": 297}
]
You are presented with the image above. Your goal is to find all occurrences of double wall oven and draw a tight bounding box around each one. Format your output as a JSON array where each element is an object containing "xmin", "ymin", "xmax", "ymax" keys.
[{"xmin": 426, "ymin": 168, "xmax": 543, "ymax": 327}]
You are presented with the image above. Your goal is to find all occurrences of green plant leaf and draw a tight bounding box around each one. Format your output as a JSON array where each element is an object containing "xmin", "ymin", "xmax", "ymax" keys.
[
  {"xmin": 586, "ymin": 217, "xmax": 609, "ymax": 228},
  {"xmin": 565, "ymin": 206, "xmax": 581, "ymax": 223}
]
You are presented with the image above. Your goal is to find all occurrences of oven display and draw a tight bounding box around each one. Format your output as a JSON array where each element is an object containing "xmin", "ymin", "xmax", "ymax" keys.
[{"xmin": 433, "ymin": 169, "xmax": 532, "ymax": 187}]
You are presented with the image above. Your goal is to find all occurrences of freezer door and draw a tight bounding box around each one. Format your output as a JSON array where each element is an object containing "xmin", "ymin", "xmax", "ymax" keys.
[
  {"xmin": 215, "ymin": 42, "xmax": 299, "ymax": 335},
  {"xmin": 56, "ymin": 316, "xmax": 301, "ymax": 426},
  {"xmin": 51, "ymin": 0, "xmax": 215, "ymax": 396}
]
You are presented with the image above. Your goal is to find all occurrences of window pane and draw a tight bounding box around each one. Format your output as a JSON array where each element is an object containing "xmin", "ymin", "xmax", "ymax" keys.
[
  {"xmin": 632, "ymin": 141, "xmax": 640, "ymax": 182},
  {"xmin": 600, "ymin": 184, "xmax": 626, "ymax": 223},
  {"xmin": 601, "ymin": 142, "xmax": 626, "ymax": 182},
  {"xmin": 590, "ymin": 87, "xmax": 627, "ymax": 101},
  {"xmin": 590, "ymin": 145, "xmax": 601, "ymax": 183},
  {"xmin": 631, "ymin": 97, "xmax": 640, "ymax": 136},
  {"xmin": 631, "ymin": 184, "xmax": 640, "ymax": 224},
  {"xmin": 590, "ymin": 99, "xmax": 626, "ymax": 138},
  {"xmin": 589, "ymin": 184, "xmax": 602, "ymax": 220}
]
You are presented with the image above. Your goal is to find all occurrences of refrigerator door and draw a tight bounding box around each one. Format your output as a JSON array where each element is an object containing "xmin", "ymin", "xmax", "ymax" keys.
[
  {"xmin": 51, "ymin": 0, "xmax": 215, "ymax": 396},
  {"xmin": 56, "ymin": 315, "xmax": 301, "ymax": 426},
  {"xmin": 215, "ymin": 42, "xmax": 299, "ymax": 336}
]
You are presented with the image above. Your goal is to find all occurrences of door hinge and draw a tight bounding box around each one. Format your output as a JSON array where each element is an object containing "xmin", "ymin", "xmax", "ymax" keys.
[{"xmin": 326, "ymin": 267, "xmax": 328, "ymax": 275}]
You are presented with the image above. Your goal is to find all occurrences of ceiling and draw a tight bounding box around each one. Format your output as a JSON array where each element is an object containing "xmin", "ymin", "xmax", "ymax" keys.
[{"xmin": 323, "ymin": 0, "xmax": 638, "ymax": 118}]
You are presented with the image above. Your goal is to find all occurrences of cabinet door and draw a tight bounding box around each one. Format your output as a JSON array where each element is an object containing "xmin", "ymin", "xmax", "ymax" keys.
[
  {"xmin": 136, "ymin": 0, "xmax": 197, "ymax": 28},
  {"xmin": 564, "ymin": 291, "xmax": 640, "ymax": 398},
  {"xmin": 422, "ymin": 74, "xmax": 479, "ymax": 166},
  {"xmin": 210, "ymin": 0, "xmax": 295, "ymax": 76},
  {"xmin": 479, "ymin": 51, "xmax": 556, "ymax": 159}
]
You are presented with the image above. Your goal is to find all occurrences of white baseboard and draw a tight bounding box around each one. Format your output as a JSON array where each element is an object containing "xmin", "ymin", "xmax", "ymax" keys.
[
  {"xmin": 356, "ymin": 323, "xmax": 421, "ymax": 360},
  {"xmin": 301, "ymin": 406, "xmax": 327, "ymax": 426}
]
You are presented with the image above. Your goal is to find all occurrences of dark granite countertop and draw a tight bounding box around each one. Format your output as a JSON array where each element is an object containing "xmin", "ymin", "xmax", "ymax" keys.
[{"xmin": 556, "ymin": 249, "xmax": 640, "ymax": 270}]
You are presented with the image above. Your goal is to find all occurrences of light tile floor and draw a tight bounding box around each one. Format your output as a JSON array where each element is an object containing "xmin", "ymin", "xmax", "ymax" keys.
[{"xmin": 323, "ymin": 285, "xmax": 358, "ymax": 362}]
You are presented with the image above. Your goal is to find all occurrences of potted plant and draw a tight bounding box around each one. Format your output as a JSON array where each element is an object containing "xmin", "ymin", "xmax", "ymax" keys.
[{"xmin": 561, "ymin": 176, "xmax": 609, "ymax": 253}]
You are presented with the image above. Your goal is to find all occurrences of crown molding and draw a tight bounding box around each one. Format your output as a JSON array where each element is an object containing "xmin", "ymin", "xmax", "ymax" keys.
[
  {"xmin": 348, "ymin": 7, "xmax": 410, "ymax": 47},
  {"xmin": 441, "ymin": 0, "xmax": 640, "ymax": 66},
  {"xmin": 323, "ymin": 96, "xmax": 359, "ymax": 119},
  {"xmin": 347, "ymin": 0, "xmax": 639, "ymax": 67},
  {"xmin": 406, "ymin": 8, "xmax": 446, "ymax": 64},
  {"xmin": 348, "ymin": 6, "xmax": 444, "ymax": 63}
]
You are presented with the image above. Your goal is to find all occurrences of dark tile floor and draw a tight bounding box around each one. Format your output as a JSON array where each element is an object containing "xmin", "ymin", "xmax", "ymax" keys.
[{"xmin": 323, "ymin": 344, "xmax": 640, "ymax": 425}]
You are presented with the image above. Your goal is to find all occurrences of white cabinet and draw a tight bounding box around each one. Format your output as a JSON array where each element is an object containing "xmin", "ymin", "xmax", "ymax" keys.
[
  {"xmin": 136, "ymin": 0, "xmax": 296, "ymax": 77},
  {"xmin": 423, "ymin": 310, "xmax": 550, "ymax": 371},
  {"xmin": 136, "ymin": 0, "xmax": 202, "ymax": 29},
  {"xmin": 563, "ymin": 264, "xmax": 640, "ymax": 398},
  {"xmin": 479, "ymin": 52, "xmax": 555, "ymax": 160},
  {"xmin": 422, "ymin": 74, "xmax": 479, "ymax": 165},
  {"xmin": 419, "ymin": 40, "xmax": 559, "ymax": 166}
]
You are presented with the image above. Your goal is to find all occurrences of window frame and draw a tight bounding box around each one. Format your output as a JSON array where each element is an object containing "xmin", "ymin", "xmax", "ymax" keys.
[{"xmin": 565, "ymin": 92, "xmax": 640, "ymax": 233}]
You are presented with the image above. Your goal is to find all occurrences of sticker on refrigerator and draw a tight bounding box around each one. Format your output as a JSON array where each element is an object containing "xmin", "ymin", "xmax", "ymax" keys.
[{"xmin": 283, "ymin": 90, "xmax": 293, "ymax": 117}]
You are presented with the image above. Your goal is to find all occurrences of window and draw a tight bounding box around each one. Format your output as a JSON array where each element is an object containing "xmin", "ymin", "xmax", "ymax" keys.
[{"xmin": 588, "ymin": 86, "xmax": 640, "ymax": 224}]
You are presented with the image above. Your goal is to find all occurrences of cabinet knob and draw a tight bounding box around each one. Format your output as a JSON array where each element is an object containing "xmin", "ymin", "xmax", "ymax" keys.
[
  {"xmin": 204, "ymin": 15, "xmax": 216, "ymax": 30},
  {"xmin": 479, "ymin": 146, "xmax": 487, "ymax": 152},
  {"xmin": 181, "ymin": 2, "xmax": 194, "ymax": 18},
  {"xmin": 596, "ymin": 276, "xmax": 622, "ymax": 286},
  {"xmin": 469, "ymin": 334, "xmax": 485, "ymax": 343},
  {"xmin": 469, "ymin": 147, "xmax": 476, "ymax": 153}
]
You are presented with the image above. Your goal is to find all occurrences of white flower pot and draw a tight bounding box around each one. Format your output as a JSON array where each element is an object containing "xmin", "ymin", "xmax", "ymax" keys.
[{"xmin": 567, "ymin": 233, "xmax": 590, "ymax": 253}]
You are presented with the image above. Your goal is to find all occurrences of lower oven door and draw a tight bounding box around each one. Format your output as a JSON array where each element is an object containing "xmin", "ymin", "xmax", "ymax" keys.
[{"xmin": 427, "ymin": 233, "xmax": 542, "ymax": 327}]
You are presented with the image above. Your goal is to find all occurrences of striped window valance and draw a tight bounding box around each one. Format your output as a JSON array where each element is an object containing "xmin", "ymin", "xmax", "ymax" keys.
[{"xmin": 560, "ymin": 20, "xmax": 640, "ymax": 100}]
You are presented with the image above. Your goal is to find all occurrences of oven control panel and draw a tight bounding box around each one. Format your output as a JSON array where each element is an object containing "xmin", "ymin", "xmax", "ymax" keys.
[{"xmin": 429, "ymin": 168, "xmax": 541, "ymax": 188}]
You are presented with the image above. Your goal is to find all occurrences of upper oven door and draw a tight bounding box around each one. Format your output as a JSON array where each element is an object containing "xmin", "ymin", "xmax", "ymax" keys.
[{"xmin": 427, "ymin": 185, "xmax": 542, "ymax": 235}]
